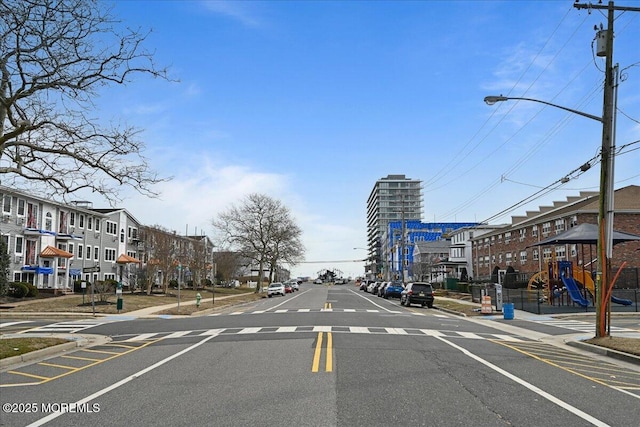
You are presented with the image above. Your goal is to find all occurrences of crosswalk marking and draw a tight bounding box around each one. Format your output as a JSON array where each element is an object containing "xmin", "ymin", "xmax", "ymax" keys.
[
  {"xmin": 20, "ymin": 319, "xmax": 118, "ymax": 334},
  {"xmin": 0, "ymin": 321, "xmax": 33, "ymax": 328},
  {"xmin": 116, "ymin": 326, "xmax": 525, "ymax": 343},
  {"xmin": 206, "ymin": 308, "xmax": 448, "ymax": 316},
  {"xmin": 535, "ymin": 319, "xmax": 635, "ymax": 333}
]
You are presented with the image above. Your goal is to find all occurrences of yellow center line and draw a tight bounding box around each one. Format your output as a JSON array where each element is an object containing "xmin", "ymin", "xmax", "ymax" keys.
[
  {"xmin": 325, "ymin": 332, "xmax": 333, "ymax": 372},
  {"xmin": 312, "ymin": 332, "xmax": 323, "ymax": 373}
]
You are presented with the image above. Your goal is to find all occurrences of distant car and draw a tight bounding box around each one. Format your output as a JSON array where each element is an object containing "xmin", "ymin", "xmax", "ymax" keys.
[
  {"xmin": 267, "ymin": 282, "xmax": 285, "ymax": 297},
  {"xmin": 384, "ymin": 282, "xmax": 404, "ymax": 299},
  {"xmin": 400, "ymin": 282, "xmax": 434, "ymax": 308},
  {"xmin": 314, "ymin": 278, "xmax": 323, "ymax": 284},
  {"xmin": 290, "ymin": 282, "xmax": 299, "ymax": 291},
  {"xmin": 359, "ymin": 281, "xmax": 368, "ymax": 291},
  {"xmin": 371, "ymin": 282, "xmax": 383, "ymax": 295},
  {"xmin": 284, "ymin": 283, "xmax": 293, "ymax": 293}
]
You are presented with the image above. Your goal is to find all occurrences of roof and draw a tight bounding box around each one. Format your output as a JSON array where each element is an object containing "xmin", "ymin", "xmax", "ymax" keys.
[
  {"xmin": 116, "ymin": 254, "xmax": 141, "ymax": 264},
  {"xmin": 40, "ymin": 245, "xmax": 74, "ymax": 258}
]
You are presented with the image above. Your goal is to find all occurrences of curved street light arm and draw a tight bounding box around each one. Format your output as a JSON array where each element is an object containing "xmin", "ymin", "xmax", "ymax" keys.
[{"xmin": 484, "ymin": 95, "xmax": 603, "ymax": 123}]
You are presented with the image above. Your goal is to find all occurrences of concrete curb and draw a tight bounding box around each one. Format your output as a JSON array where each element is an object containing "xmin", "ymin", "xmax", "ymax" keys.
[
  {"xmin": 0, "ymin": 334, "xmax": 111, "ymax": 370},
  {"xmin": 566, "ymin": 339, "xmax": 640, "ymax": 366}
]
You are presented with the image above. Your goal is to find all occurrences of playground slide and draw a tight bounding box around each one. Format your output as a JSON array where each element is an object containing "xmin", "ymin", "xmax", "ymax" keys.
[
  {"xmin": 560, "ymin": 275, "xmax": 590, "ymax": 307},
  {"xmin": 610, "ymin": 295, "xmax": 633, "ymax": 306},
  {"xmin": 575, "ymin": 266, "xmax": 632, "ymax": 305}
]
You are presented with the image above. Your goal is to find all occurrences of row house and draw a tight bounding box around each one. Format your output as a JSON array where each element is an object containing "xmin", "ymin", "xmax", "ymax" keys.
[
  {"xmin": 470, "ymin": 185, "xmax": 640, "ymax": 284},
  {"xmin": 2, "ymin": 186, "xmax": 159, "ymax": 291}
]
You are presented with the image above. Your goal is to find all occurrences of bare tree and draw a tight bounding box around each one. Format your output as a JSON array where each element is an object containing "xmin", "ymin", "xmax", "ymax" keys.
[
  {"xmin": 139, "ymin": 225, "xmax": 177, "ymax": 294},
  {"xmin": 0, "ymin": 0, "xmax": 171, "ymax": 204},
  {"xmin": 212, "ymin": 193, "xmax": 305, "ymax": 292}
]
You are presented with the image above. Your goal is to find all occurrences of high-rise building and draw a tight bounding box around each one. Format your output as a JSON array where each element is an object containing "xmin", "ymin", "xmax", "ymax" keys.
[{"xmin": 366, "ymin": 174, "xmax": 423, "ymax": 278}]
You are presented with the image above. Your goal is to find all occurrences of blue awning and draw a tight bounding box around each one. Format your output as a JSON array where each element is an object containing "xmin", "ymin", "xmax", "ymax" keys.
[
  {"xmin": 70, "ymin": 269, "xmax": 82, "ymax": 276},
  {"xmin": 21, "ymin": 266, "xmax": 54, "ymax": 274}
]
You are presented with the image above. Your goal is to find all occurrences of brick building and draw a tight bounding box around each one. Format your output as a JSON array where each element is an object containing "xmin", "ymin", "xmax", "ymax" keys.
[{"xmin": 471, "ymin": 185, "xmax": 640, "ymax": 285}]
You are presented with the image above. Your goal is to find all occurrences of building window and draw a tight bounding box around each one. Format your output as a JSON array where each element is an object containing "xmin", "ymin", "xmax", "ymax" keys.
[
  {"xmin": 570, "ymin": 215, "xmax": 578, "ymax": 227},
  {"xmin": 68, "ymin": 243, "xmax": 74, "ymax": 256},
  {"xmin": 2, "ymin": 195, "xmax": 11, "ymax": 214},
  {"xmin": 79, "ymin": 214, "xmax": 84, "ymax": 228},
  {"xmin": 94, "ymin": 246, "xmax": 99, "ymax": 261},
  {"xmin": 15, "ymin": 236, "xmax": 24, "ymax": 254},
  {"xmin": 519, "ymin": 229, "xmax": 526, "ymax": 242},
  {"xmin": 70, "ymin": 212, "xmax": 76, "ymax": 227},
  {"xmin": 105, "ymin": 248, "xmax": 116, "ymax": 262},
  {"xmin": 45, "ymin": 212, "xmax": 53, "ymax": 231},
  {"xmin": 533, "ymin": 249, "xmax": 539, "ymax": 261},
  {"xmin": 17, "ymin": 199, "xmax": 25, "ymax": 216},
  {"xmin": 505, "ymin": 253, "xmax": 512, "ymax": 265},
  {"xmin": 555, "ymin": 245, "xmax": 566, "ymax": 260},
  {"xmin": 543, "ymin": 248, "xmax": 552, "ymax": 260},
  {"xmin": 504, "ymin": 232, "xmax": 511, "ymax": 244},
  {"xmin": 532, "ymin": 225, "xmax": 538, "ymax": 237},
  {"xmin": 106, "ymin": 221, "xmax": 117, "ymax": 235},
  {"xmin": 520, "ymin": 251, "xmax": 527, "ymax": 264},
  {"xmin": 78, "ymin": 244, "xmax": 83, "ymax": 259},
  {"xmin": 555, "ymin": 219, "xmax": 565, "ymax": 234},
  {"xmin": 86, "ymin": 245, "xmax": 92, "ymax": 260},
  {"xmin": 542, "ymin": 222, "xmax": 551, "ymax": 236},
  {"xmin": 87, "ymin": 217, "xmax": 93, "ymax": 231},
  {"xmin": 570, "ymin": 244, "xmax": 577, "ymax": 257},
  {"xmin": 95, "ymin": 219, "xmax": 101, "ymax": 232}
]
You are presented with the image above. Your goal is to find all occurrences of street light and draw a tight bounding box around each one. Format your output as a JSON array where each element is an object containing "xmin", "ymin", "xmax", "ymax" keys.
[
  {"xmin": 485, "ymin": 89, "xmax": 615, "ymax": 338},
  {"xmin": 483, "ymin": 96, "xmax": 602, "ymax": 122}
]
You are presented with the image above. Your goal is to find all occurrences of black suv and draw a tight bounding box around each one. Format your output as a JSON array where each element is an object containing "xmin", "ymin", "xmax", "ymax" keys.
[{"xmin": 400, "ymin": 282, "xmax": 434, "ymax": 308}]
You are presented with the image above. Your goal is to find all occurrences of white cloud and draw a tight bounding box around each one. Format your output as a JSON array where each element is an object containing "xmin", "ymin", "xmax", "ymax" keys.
[{"xmin": 201, "ymin": 1, "xmax": 262, "ymax": 27}]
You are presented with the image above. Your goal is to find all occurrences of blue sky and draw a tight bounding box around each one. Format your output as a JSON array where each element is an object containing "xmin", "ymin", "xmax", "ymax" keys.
[{"xmin": 88, "ymin": 1, "xmax": 639, "ymax": 278}]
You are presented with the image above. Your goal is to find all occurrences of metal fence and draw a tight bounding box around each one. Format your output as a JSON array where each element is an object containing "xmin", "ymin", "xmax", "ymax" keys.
[{"xmin": 469, "ymin": 285, "xmax": 639, "ymax": 315}]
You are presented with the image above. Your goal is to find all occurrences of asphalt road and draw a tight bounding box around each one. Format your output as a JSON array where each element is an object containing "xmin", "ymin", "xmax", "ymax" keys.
[{"xmin": 2, "ymin": 285, "xmax": 639, "ymax": 427}]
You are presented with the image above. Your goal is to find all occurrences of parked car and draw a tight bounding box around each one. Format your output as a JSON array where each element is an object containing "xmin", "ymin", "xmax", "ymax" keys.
[
  {"xmin": 384, "ymin": 282, "xmax": 404, "ymax": 299},
  {"xmin": 284, "ymin": 283, "xmax": 293, "ymax": 293},
  {"xmin": 400, "ymin": 282, "xmax": 434, "ymax": 308},
  {"xmin": 377, "ymin": 282, "xmax": 389, "ymax": 297},
  {"xmin": 359, "ymin": 281, "xmax": 368, "ymax": 291},
  {"xmin": 366, "ymin": 282, "xmax": 378, "ymax": 293},
  {"xmin": 371, "ymin": 282, "xmax": 383, "ymax": 295},
  {"xmin": 290, "ymin": 281, "xmax": 299, "ymax": 291},
  {"xmin": 314, "ymin": 278, "xmax": 323, "ymax": 284},
  {"xmin": 267, "ymin": 282, "xmax": 285, "ymax": 297}
]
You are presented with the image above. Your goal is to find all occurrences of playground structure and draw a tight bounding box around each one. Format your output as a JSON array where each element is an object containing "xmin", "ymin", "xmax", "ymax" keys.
[{"xmin": 527, "ymin": 259, "xmax": 632, "ymax": 307}]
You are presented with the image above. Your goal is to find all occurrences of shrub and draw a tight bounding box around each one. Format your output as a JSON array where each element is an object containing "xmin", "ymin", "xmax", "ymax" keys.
[
  {"xmin": 9, "ymin": 282, "xmax": 29, "ymax": 298},
  {"xmin": 24, "ymin": 283, "xmax": 39, "ymax": 297}
]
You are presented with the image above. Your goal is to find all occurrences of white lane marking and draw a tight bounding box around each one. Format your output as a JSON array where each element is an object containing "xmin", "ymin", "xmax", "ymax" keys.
[
  {"xmin": 385, "ymin": 328, "xmax": 409, "ymax": 335},
  {"xmin": 274, "ymin": 309, "xmax": 288, "ymax": 313},
  {"xmin": 298, "ymin": 309, "xmax": 310, "ymax": 312},
  {"xmin": 344, "ymin": 309, "xmax": 356, "ymax": 312},
  {"xmin": 125, "ymin": 333, "xmax": 158, "ymax": 342},
  {"xmin": 348, "ymin": 288, "xmax": 399, "ymax": 313},
  {"xmin": 349, "ymin": 327, "xmax": 370, "ymax": 334},
  {"xmin": 264, "ymin": 288, "xmax": 311, "ymax": 311},
  {"xmin": 420, "ymin": 329, "xmax": 445, "ymax": 337},
  {"xmin": 165, "ymin": 331, "xmax": 190, "ymax": 339},
  {"xmin": 238, "ymin": 327, "xmax": 261, "ymax": 334},
  {"xmin": 27, "ymin": 332, "xmax": 221, "ymax": 427},
  {"xmin": 200, "ymin": 328, "xmax": 225, "ymax": 336},
  {"xmin": 435, "ymin": 336, "xmax": 610, "ymax": 427},
  {"xmin": 1, "ymin": 321, "xmax": 32, "ymax": 328},
  {"xmin": 456, "ymin": 332, "xmax": 482, "ymax": 339},
  {"xmin": 276, "ymin": 326, "xmax": 297, "ymax": 333},
  {"xmin": 313, "ymin": 326, "xmax": 332, "ymax": 332},
  {"xmin": 493, "ymin": 334, "xmax": 523, "ymax": 342}
]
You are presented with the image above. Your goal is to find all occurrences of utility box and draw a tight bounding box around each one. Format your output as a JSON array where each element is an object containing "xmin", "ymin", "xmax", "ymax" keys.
[
  {"xmin": 495, "ymin": 284, "xmax": 503, "ymax": 312},
  {"xmin": 596, "ymin": 29, "xmax": 607, "ymax": 57}
]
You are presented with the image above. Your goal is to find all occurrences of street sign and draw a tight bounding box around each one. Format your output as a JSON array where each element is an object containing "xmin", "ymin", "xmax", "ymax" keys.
[{"xmin": 82, "ymin": 266, "xmax": 100, "ymax": 273}]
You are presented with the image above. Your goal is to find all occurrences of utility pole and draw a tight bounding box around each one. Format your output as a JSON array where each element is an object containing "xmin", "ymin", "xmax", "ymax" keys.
[{"xmin": 573, "ymin": 1, "xmax": 640, "ymax": 337}]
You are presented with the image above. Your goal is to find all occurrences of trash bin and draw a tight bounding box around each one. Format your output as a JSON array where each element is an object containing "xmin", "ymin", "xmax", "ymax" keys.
[{"xmin": 503, "ymin": 302, "xmax": 514, "ymax": 320}]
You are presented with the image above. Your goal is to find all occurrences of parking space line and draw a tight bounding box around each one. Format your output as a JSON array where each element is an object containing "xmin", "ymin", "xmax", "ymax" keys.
[
  {"xmin": 6, "ymin": 371, "xmax": 51, "ymax": 381},
  {"xmin": 38, "ymin": 362, "xmax": 76, "ymax": 370},
  {"xmin": 1, "ymin": 340, "xmax": 161, "ymax": 387}
]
